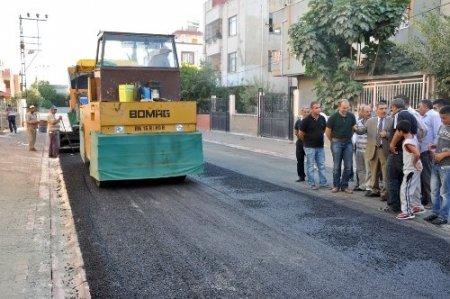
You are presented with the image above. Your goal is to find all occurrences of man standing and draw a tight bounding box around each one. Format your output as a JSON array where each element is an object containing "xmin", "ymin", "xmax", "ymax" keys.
[
  {"xmin": 417, "ymin": 99, "xmax": 442, "ymax": 208},
  {"xmin": 6, "ymin": 104, "xmax": 17, "ymax": 134},
  {"xmin": 294, "ymin": 107, "xmax": 310, "ymax": 182},
  {"xmin": 363, "ymin": 101, "xmax": 393, "ymax": 199},
  {"xmin": 325, "ymin": 99, "xmax": 357, "ymax": 194},
  {"xmin": 26, "ymin": 105, "xmax": 39, "ymax": 151},
  {"xmin": 47, "ymin": 105, "xmax": 63, "ymax": 158},
  {"xmin": 354, "ymin": 105, "xmax": 371, "ymax": 191},
  {"xmin": 432, "ymin": 98, "xmax": 450, "ymax": 112},
  {"xmin": 425, "ymin": 105, "xmax": 450, "ymax": 225},
  {"xmin": 386, "ymin": 97, "xmax": 418, "ymax": 212},
  {"xmin": 299, "ymin": 101, "xmax": 328, "ymax": 190}
]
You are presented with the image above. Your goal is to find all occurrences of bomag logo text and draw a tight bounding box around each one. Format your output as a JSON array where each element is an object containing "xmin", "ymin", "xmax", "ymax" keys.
[{"xmin": 129, "ymin": 109, "xmax": 171, "ymax": 118}]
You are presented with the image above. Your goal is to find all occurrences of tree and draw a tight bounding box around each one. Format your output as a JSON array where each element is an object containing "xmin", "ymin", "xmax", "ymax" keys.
[
  {"xmin": 180, "ymin": 61, "xmax": 218, "ymax": 100},
  {"xmin": 180, "ymin": 61, "xmax": 219, "ymax": 112},
  {"xmin": 288, "ymin": 0, "xmax": 409, "ymax": 113},
  {"xmin": 240, "ymin": 77, "xmax": 275, "ymax": 114},
  {"xmin": 405, "ymin": 13, "xmax": 450, "ymax": 98}
]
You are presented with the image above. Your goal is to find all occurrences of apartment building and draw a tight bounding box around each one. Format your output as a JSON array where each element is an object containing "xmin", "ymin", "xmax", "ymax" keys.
[
  {"xmin": 173, "ymin": 22, "xmax": 205, "ymax": 67},
  {"xmin": 270, "ymin": 0, "xmax": 450, "ymax": 109},
  {"xmin": 0, "ymin": 66, "xmax": 18, "ymax": 100},
  {"xmin": 203, "ymin": 0, "xmax": 288, "ymax": 92}
]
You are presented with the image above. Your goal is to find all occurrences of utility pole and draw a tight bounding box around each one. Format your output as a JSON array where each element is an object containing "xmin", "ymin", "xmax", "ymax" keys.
[{"xmin": 19, "ymin": 13, "xmax": 48, "ymax": 101}]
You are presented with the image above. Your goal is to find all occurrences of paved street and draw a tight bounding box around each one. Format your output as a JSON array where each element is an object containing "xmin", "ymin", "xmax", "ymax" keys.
[{"xmin": 0, "ymin": 129, "xmax": 450, "ymax": 298}]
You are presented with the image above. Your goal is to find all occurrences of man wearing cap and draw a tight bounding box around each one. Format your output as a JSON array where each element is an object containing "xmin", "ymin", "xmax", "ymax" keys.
[
  {"xmin": 47, "ymin": 105, "xmax": 63, "ymax": 158},
  {"xmin": 148, "ymin": 47, "xmax": 172, "ymax": 67},
  {"xmin": 26, "ymin": 105, "xmax": 39, "ymax": 151}
]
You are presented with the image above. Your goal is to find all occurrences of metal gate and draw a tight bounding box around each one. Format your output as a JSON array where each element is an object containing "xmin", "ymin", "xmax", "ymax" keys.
[
  {"xmin": 360, "ymin": 75, "xmax": 430, "ymax": 109},
  {"xmin": 210, "ymin": 97, "xmax": 229, "ymax": 131},
  {"xmin": 259, "ymin": 94, "xmax": 292, "ymax": 139}
]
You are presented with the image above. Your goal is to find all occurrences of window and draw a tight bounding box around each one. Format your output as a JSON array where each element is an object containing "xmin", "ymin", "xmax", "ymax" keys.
[
  {"xmin": 181, "ymin": 52, "xmax": 195, "ymax": 65},
  {"xmin": 268, "ymin": 50, "xmax": 280, "ymax": 72},
  {"xmin": 268, "ymin": 15, "xmax": 273, "ymax": 33},
  {"xmin": 228, "ymin": 15, "xmax": 237, "ymax": 36},
  {"xmin": 228, "ymin": 52, "xmax": 237, "ymax": 73}
]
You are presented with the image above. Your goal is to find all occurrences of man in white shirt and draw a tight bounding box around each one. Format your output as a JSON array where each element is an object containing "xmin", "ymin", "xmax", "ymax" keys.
[{"xmin": 417, "ymin": 99, "xmax": 442, "ymax": 208}]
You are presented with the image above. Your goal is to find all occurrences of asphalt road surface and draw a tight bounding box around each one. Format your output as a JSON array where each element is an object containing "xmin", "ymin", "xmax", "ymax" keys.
[{"xmin": 60, "ymin": 144, "xmax": 450, "ymax": 299}]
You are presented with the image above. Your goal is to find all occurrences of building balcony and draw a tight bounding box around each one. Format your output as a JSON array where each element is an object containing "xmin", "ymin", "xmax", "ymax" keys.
[{"xmin": 205, "ymin": 38, "xmax": 222, "ymax": 56}]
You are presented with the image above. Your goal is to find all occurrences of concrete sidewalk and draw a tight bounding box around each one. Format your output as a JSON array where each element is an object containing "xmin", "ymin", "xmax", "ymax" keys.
[{"xmin": 0, "ymin": 128, "xmax": 89, "ymax": 298}]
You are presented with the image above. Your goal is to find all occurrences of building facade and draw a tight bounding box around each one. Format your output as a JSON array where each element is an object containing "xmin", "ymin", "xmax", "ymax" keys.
[
  {"xmin": 269, "ymin": 0, "xmax": 450, "ymax": 111},
  {"xmin": 203, "ymin": 0, "xmax": 288, "ymax": 92},
  {"xmin": 173, "ymin": 22, "xmax": 205, "ymax": 67}
]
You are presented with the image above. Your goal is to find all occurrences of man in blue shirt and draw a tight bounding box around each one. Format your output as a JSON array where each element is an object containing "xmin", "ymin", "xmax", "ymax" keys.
[{"xmin": 417, "ymin": 99, "xmax": 442, "ymax": 208}]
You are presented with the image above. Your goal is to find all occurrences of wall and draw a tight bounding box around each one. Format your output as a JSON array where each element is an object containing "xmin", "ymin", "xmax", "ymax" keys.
[
  {"xmin": 230, "ymin": 113, "xmax": 258, "ymax": 136},
  {"xmin": 297, "ymin": 77, "xmax": 316, "ymax": 109},
  {"xmin": 197, "ymin": 114, "xmax": 211, "ymax": 131}
]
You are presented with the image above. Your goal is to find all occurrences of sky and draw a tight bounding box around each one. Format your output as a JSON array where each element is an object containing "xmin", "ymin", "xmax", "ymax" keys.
[{"xmin": 0, "ymin": 0, "xmax": 206, "ymax": 86}]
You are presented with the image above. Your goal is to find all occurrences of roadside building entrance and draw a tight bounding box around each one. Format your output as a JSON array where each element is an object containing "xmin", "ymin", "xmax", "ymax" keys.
[
  {"xmin": 259, "ymin": 93, "xmax": 293, "ymax": 140},
  {"xmin": 210, "ymin": 97, "xmax": 229, "ymax": 132}
]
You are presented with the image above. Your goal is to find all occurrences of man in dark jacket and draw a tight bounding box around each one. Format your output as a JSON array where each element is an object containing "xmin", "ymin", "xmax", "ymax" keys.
[
  {"xmin": 385, "ymin": 96, "xmax": 418, "ymax": 212},
  {"xmin": 294, "ymin": 107, "xmax": 310, "ymax": 182}
]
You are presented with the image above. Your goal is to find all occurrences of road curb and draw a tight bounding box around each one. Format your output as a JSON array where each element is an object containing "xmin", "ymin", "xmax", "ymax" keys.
[{"xmin": 48, "ymin": 154, "xmax": 91, "ymax": 299}]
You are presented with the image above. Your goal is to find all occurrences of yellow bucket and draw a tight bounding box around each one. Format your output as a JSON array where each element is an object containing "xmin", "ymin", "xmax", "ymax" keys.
[{"xmin": 119, "ymin": 84, "xmax": 135, "ymax": 102}]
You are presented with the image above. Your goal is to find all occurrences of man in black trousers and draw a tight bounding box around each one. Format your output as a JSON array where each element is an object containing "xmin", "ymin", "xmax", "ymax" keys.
[{"xmin": 294, "ymin": 107, "xmax": 310, "ymax": 182}]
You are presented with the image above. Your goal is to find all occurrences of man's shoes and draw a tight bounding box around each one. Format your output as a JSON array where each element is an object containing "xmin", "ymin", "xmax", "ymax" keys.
[
  {"xmin": 29, "ymin": 148, "xmax": 37, "ymax": 151},
  {"xmin": 431, "ymin": 217, "xmax": 448, "ymax": 225},
  {"xmin": 424, "ymin": 214, "xmax": 438, "ymax": 222},
  {"xmin": 331, "ymin": 187, "xmax": 339, "ymax": 193},
  {"xmin": 296, "ymin": 177, "xmax": 305, "ymax": 182},
  {"xmin": 343, "ymin": 187, "xmax": 353, "ymax": 194},
  {"xmin": 353, "ymin": 186, "xmax": 364, "ymax": 191},
  {"xmin": 396, "ymin": 212, "xmax": 415, "ymax": 220},
  {"xmin": 423, "ymin": 203, "xmax": 433, "ymax": 210},
  {"xmin": 319, "ymin": 184, "xmax": 329, "ymax": 189},
  {"xmin": 365, "ymin": 191, "xmax": 380, "ymax": 197},
  {"xmin": 311, "ymin": 185, "xmax": 319, "ymax": 190}
]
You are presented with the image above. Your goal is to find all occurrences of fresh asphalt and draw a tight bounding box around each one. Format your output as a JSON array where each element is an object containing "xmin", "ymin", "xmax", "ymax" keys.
[
  {"xmin": 58, "ymin": 130, "xmax": 450, "ymax": 298},
  {"xmin": 1, "ymin": 126, "xmax": 449, "ymax": 298}
]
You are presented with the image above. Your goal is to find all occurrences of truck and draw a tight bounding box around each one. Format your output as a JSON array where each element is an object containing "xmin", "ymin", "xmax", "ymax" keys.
[
  {"xmin": 70, "ymin": 31, "xmax": 204, "ymax": 186},
  {"xmin": 64, "ymin": 59, "xmax": 96, "ymax": 151}
]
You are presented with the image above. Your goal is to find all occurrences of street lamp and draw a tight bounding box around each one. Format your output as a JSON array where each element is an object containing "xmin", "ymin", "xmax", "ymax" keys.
[{"xmin": 19, "ymin": 13, "xmax": 48, "ymax": 100}]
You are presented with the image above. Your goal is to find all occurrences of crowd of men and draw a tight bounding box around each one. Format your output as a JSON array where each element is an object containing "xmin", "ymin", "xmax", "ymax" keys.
[{"xmin": 294, "ymin": 95, "xmax": 450, "ymax": 225}]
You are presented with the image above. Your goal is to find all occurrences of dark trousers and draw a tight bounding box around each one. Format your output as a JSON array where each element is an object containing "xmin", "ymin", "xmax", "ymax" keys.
[
  {"xmin": 420, "ymin": 151, "xmax": 432, "ymax": 205},
  {"xmin": 49, "ymin": 131, "xmax": 60, "ymax": 157},
  {"xmin": 386, "ymin": 153, "xmax": 403, "ymax": 211},
  {"xmin": 296, "ymin": 139, "xmax": 305, "ymax": 179},
  {"xmin": 8, "ymin": 116, "xmax": 16, "ymax": 133}
]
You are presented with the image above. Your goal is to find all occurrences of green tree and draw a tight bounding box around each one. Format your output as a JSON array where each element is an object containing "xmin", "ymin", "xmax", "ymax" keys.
[
  {"xmin": 240, "ymin": 78, "xmax": 275, "ymax": 114},
  {"xmin": 180, "ymin": 62, "xmax": 219, "ymax": 112},
  {"xmin": 361, "ymin": 40, "xmax": 417, "ymax": 75},
  {"xmin": 24, "ymin": 87, "xmax": 44, "ymax": 109},
  {"xmin": 406, "ymin": 13, "xmax": 450, "ymax": 98},
  {"xmin": 36, "ymin": 81, "xmax": 58, "ymax": 104},
  {"xmin": 288, "ymin": 0, "xmax": 409, "ymax": 113}
]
